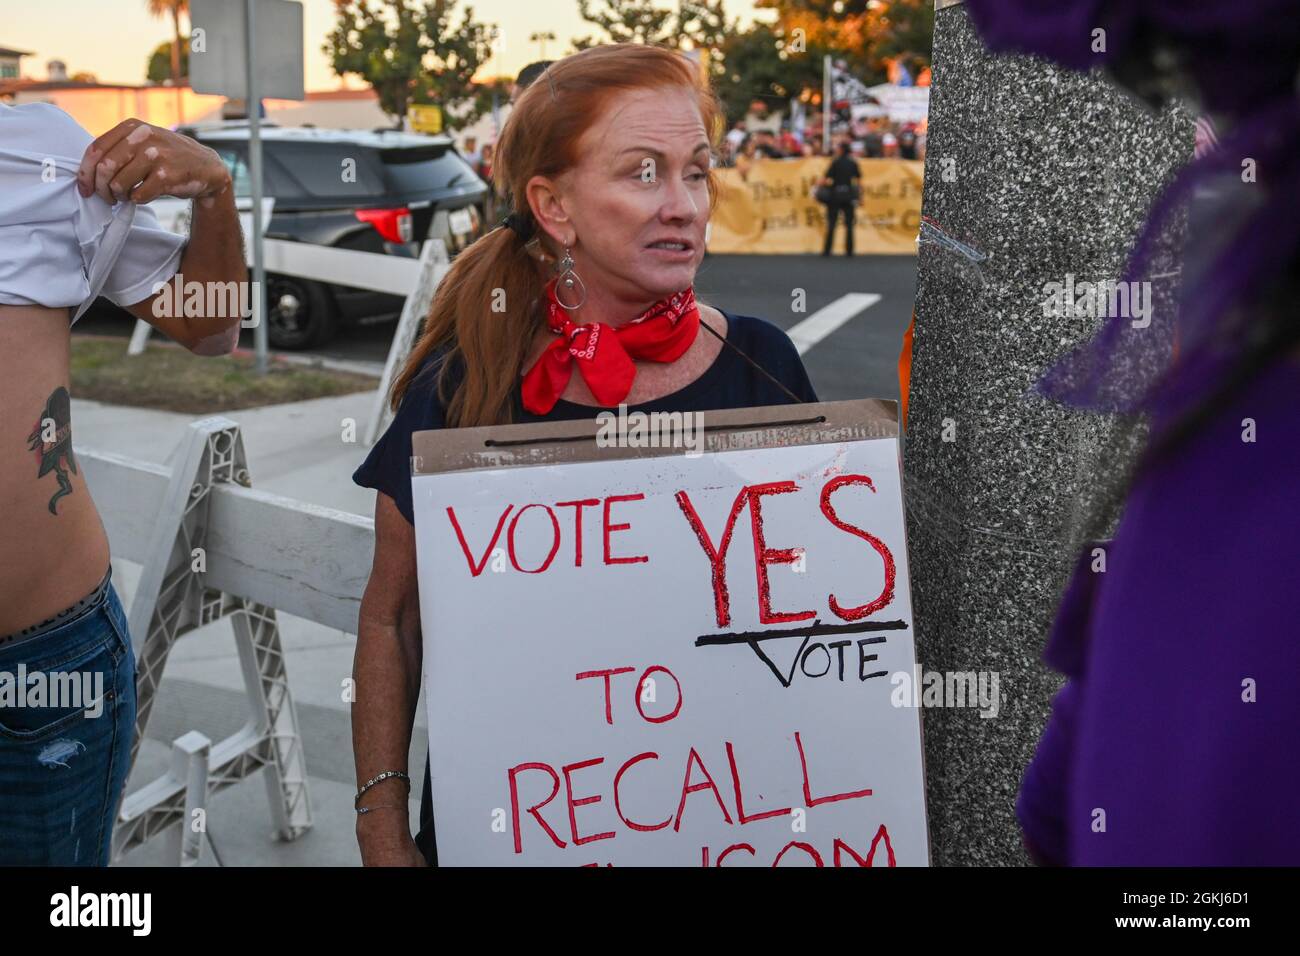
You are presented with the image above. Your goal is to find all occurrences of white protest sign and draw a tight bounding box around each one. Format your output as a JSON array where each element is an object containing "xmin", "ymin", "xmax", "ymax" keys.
[
  {"xmin": 411, "ymin": 424, "xmax": 929, "ymax": 866},
  {"xmin": 857, "ymin": 84, "xmax": 931, "ymax": 125}
]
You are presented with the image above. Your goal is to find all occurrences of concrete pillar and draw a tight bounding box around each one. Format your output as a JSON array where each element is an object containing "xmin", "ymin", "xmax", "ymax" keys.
[{"xmin": 905, "ymin": 1, "xmax": 1193, "ymax": 864}]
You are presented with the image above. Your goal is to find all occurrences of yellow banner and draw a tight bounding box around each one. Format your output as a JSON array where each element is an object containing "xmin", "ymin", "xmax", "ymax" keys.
[
  {"xmin": 707, "ymin": 157, "xmax": 924, "ymax": 255},
  {"xmin": 407, "ymin": 103, "xmax": 443, "ymax": 134}
]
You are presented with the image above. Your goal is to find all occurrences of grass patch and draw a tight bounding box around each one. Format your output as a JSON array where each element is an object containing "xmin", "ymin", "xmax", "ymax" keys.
[{"xmin": 71, "ymin": 335, "xmax": 379, "ymax": 414}]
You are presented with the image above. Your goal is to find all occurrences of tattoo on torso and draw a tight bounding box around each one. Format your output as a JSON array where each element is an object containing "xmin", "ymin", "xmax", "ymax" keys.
[{"xmin": 28, "ymin": 386, "xmax": 77, "ymax": 515}]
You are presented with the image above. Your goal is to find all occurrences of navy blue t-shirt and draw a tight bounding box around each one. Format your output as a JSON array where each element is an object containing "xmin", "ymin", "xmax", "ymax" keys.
[
  {"xmin": 353, "ymin": 311, "xmax": 819, "ymax": 525},
  {"xmin": 351, "ymin": 309, "xmax": 818, "ymax": 865}
]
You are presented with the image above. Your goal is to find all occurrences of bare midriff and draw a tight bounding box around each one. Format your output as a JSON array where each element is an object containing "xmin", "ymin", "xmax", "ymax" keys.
[{"xmin": 0, "ymin": 305, "xmax": 111, "ymax": 636}]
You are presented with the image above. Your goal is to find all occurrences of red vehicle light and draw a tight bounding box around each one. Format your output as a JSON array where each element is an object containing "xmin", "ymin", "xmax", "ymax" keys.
[{"xmin": 354, "ymin": 207, "xmax": 414, "ymax": 244}]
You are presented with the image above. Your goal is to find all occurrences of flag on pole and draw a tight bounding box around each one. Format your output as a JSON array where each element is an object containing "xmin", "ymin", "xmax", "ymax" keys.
[
  {"xmin": 823, "ymin": 55, "xmax": 832, "ymax": 153},
  {"xmin": 827, "ymin": 59, "xmax": 873, "ymax": 140},
  {"xmin": 830, "ymin": 59, "xmax": 874, "ymax": 107}
]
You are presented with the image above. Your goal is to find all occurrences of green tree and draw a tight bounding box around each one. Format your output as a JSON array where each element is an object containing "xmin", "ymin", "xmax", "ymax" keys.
[
  {"xmin": 572, "ymin": 0, "xmax": 734, "ymax": 55},
  {"xmin": 325, "ymin": 0, "xmax": 497, "ymax": 128},
  {"xmin": 145, "ymin": 0, "xmax": 189, "ymax": 86},
  {"xmin": 678, "ymin": 0, "xmax": 730, "ymax": 47},
  {"xmin": 713, "ymin": 21, "xmax": 825, "ymax": 124},
  {"xmin": 147, "ymin": 36, "xmax": 189, "ymax": 84},
  {"xmin": 757, "ymin": 0, "xmax": 933, "ymax": 80},
  {"xmin": 572, "ymin": 0, "xmax": 676, "ymax": 48}
]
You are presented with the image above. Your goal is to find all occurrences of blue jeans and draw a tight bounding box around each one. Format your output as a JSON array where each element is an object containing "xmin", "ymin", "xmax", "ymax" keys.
[{"xmin": 0, "ymin": 567, "xmax": 136, "ymax": 866}]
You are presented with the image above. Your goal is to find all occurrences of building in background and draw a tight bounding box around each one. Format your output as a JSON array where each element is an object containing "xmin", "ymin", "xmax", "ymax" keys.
[
  {"xmin": 0, "ymin": 78, "xmax": 225, "ymax": 132},
  {"xmin": 1, "ymin": 74, "xmax": 390, "ymax": 136},
  {"xmin": 260, "ymin": 89, "xmax": 389, "ymax": 129},
  {"xmin": 0, "ymin": 45, "xmax": 31, "ymax": 81}
]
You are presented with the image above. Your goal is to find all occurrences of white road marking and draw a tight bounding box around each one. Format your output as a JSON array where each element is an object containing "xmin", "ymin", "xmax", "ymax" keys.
[{"xmin": 786, "ymin": 293, "xmax": 882, "ymax": 355}]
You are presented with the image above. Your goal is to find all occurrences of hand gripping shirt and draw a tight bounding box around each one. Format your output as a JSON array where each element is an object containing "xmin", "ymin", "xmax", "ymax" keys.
[{"xmin": 0, "ymin": 102, "xmax": 187, "ymax": 323}]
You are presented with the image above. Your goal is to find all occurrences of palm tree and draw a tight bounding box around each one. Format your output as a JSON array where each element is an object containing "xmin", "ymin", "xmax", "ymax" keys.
[{"xmin": 146, "ymin": 0, "xmax": 189, "ymax": 85}]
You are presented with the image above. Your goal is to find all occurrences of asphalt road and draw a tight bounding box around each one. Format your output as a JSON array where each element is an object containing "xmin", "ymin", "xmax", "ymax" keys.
[
  {"xmin": 695, "ymin": 253, "xmax": 917, "ymax": 403},
  {"xmin": 75, "ymin": 253, "xmax": 918, "ymax": 404}
]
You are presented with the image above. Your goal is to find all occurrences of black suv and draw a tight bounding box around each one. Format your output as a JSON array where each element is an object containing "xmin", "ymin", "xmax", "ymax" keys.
[{"xmin": 180, "ymin": 122, "xmax": 489, "ymax": 349}]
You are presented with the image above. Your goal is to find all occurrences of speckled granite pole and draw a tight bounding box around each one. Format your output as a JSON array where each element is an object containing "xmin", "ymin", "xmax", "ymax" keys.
[{"xmin": 905, "ymin": 2, "xmax": 1192, "ymax": 864}]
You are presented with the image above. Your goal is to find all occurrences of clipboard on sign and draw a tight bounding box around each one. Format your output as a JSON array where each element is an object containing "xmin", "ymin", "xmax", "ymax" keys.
[{"xmin": 409, "ymin": 398, "xmax": 930, "ymax": 867}]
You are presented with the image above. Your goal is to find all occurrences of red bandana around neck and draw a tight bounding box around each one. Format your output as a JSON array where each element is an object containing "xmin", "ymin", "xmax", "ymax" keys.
[{"xmin": 520, "ymin": 279, "xmax": 701, "ymax": 414}]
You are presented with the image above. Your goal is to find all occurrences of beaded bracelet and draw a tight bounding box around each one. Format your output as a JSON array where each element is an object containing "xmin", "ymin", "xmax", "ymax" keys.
[{"xmin": 355, "ymin": 769, "xmax": 410, "ymax": 809}]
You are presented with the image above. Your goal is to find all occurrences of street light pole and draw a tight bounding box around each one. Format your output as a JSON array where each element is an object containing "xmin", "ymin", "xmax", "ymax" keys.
[
  {"xmin": 244, "ymin": 0, "xmax": 268, "ymax": 375},
  {"xmin": 530, "ymin": 31, "xmax": 555, "ymax": 61}
]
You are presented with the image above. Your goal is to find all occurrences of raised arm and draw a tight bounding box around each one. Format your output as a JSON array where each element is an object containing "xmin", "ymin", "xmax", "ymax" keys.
[
  {"xmin": 353, "ymin": 491, "xmax": 427, "ymax": 866},
  {"xmin": 78, "ymin": 119, "xmax": 246, "ymax": 355}
]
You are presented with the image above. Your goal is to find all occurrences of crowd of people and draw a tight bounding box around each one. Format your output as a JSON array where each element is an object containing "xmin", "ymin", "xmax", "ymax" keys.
[
  {"xmin": 465, "ymin": 117, "xmax": 926, "ymax": 187},
  {"xmin": 719, "ymin": 116, "xmax": 926, "ymax": 178},
  {"xmin": 455, "ymin": 67, "xmax": 927, "ymax": 263},
  {"xmin": 458, "ymin": 62, "xmax": 927, "ymax": 217}
]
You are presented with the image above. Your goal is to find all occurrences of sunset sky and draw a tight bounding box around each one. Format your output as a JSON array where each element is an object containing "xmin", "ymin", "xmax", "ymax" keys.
[{"xmin": 6, "ymin": 0, "xmax": 771, "ymax": 91}]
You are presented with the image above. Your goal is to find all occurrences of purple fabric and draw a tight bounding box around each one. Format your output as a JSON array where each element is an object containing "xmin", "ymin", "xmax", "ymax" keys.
[
  {"xmin": 1017, "ymin": 358, "xmax": 1300, "ymax": 864},
  {"xmin": 964, "ymin": 1, "xmax": 1300, "ymax": 113},
  {"xmin": 1035, "ymin": 97, "xmax": 1300, "ymax": 420},
  {"xmin": 966, "ymin": 0, "xmax": 1300, "ymax": 420},
  {"xmin": 963, "ymin": 0, "xmax": 1300, "ymax": 863}
]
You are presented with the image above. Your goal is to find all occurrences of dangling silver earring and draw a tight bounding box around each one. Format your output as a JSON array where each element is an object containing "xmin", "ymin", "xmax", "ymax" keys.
[{"xmin": 553, "ymin": 245, "xmax": 587, "ymax": 310}]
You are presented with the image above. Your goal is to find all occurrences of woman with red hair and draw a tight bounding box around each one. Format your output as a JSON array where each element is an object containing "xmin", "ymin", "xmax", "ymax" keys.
[{"xmin": 350, "ymin": 44, "xmax": 818, "ymax": 866}]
